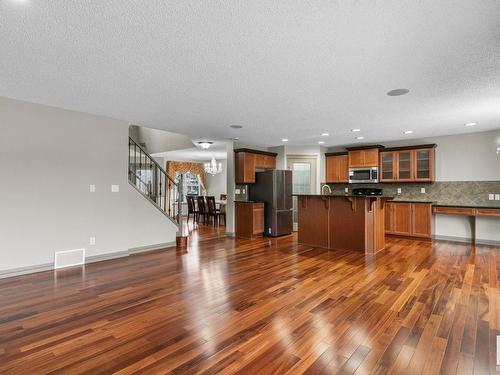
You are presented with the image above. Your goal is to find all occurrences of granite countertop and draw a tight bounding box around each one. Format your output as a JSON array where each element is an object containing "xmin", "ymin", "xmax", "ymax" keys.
[
  {"xmin": 294, "ymin": 195, "xmax": 500, "ymax": 209},
  {"xmin": 293, "ymin": 194, "xmax": 395, "ymax": 199},
  {"xmin": 388, "ymin": 198, "xmax": 500, "ymax": 209}
]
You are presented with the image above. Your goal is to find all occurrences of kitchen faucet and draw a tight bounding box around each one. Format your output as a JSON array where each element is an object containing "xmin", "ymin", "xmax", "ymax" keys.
[{"xmin": 321, "ymin": 185, "xmax": 332, "ymax": 195}]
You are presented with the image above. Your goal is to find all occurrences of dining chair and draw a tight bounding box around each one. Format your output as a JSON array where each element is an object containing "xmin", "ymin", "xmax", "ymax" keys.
[
  {"xmin": 196, "ymin": 196, "xmax": 208, "ymax": 224},
  {"xmin": 186, "ymin": 196, "xmax": 198, "ymax": 225},
  {"xmin": 206, "ymin": 196, "xmax": 223, "ymax": 227}
]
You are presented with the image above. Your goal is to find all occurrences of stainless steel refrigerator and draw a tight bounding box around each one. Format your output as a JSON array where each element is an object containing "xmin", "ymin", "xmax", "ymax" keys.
[{"xmin": 249, "ymin": 170, "xmax": 293, "ymax": 237}]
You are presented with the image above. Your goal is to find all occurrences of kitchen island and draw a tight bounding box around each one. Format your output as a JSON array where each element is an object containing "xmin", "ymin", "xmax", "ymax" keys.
[{"xmin": 296, "ymin": 194, "xmax": 393, "ymax": 254}]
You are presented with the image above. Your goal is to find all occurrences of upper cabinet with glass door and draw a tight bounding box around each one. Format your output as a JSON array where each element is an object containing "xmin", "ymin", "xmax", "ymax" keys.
[{"xmin": 380, "ymin": 144, "xmax": 436, "ymax": 182}]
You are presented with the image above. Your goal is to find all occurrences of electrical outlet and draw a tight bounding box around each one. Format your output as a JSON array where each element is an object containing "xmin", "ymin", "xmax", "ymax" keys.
[
  {"xmin": 495, "ymin": 194, "xmax": 500, "ymax": 201},
  {"xmin": 111, "ymin": 184, "xmax": 119, "ymax": 193},
  {"xmin": 344, "ymin": 187, "xmax": 349, "ymax": 193},
  {"xmin": 242, "ymin": 189, "xmax": 246, "ymax": 194},
  {"xmin": 397, "ymin": 188, "xmax": 402, "ymax": 195},
  {"xmin": 489, "ymin": 194, "xmax": 495, "ymax": 201},
  {"xmin": 420, "ymin": 187, "xmax": 426, "ymax": 194},
  {"xmin": 89, "ymin": 184, "xmax": 96, "ymax": 193},
  {"xmin": 89, "ymin": 236, "xmax": 96, "ymax": 246}
]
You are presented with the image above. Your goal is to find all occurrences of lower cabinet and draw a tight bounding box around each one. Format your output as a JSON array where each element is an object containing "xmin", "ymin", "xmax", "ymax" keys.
[
  {"xmin": 235, "ymin": 202, "xmax": 264, "ymax": 239},
  {"xmin": 385, "ymin": 202, "xmax": 433, "ymax": 239}
]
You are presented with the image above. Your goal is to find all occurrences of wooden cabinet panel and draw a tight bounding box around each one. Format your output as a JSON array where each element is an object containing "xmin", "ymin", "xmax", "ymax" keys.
[
  {"xmin": 348, "ymin": 148, "xmax": 379, "ymax": 168},
  {"xmin": 363, "ymin": 149, "xmax": 379, "ymax": 167},
  {"xmin": 413, "ymin": 148, "xmax": 434, "ymax": 182},
  {"xmin": 475, "ymin": 208, "xmax": 500, "ymax": 217},
  {"xmin": 235, "ymin": 202, "xmax": 264, "ymax": 238},
  {"xmin": 297, "ymin": 196, "xmax": 330, "ymax": 248},
  {"xmin": 252, "ymin": 204, "xmax": 265, "ymax": 235},
  {"xmin": 381, "ymin": 145, "xmax": 435, "ymax": 183},
  {"xmin": 411, "ymin": 203, "xmax": 433, "ymax": 238},
  {"xmin": 235, "ymin": 152, "xmax": 256, "ymax": 184},
  {"xmin": 385, "ymin": 202, "xmax": 394, "ymax": 232},
  {"xmin": 397, "ymin": 151, "xmax": 413, "ymax": 181},
  {"xmin": 392, "ymin": 202, "xmax": 412, "ymax": 236},
  {"xmin": 337, "ymin": 155, "xmax": 348, "ymax": 182},
  {"xmin": 235, "ymin": 150, "xmax": 277, "ymax": 184},
  {"xmin": 325, "ymin": 154, "xmax": 348, "ymax": 183},
  {"xmin": 432, "ymin": 206, "xmax": 475, "ymax": 216},
  {"xmin": 380, "ymin": 152, "xmax": 397, "ymax": 182},
  {"xmin": 386, "ymin": 202, "xmax": 433, "ymax": 239},
  {"xmin": 348, "ymin": 150, "xmax": 364, "ymax": 168}
]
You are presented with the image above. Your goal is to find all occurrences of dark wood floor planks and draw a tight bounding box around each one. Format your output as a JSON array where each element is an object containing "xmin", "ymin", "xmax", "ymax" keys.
[{"xmin": 0, "ymin": 223, "xmax": 499, "ymax": 374}]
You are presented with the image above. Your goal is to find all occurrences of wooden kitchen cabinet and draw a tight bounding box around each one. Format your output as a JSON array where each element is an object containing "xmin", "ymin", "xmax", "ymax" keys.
[
  {"xmin": 413, "ymin": 148, "xmax": 434, "ymax": 182},
  {"xmin": 325, "ymin": 153, "xmax": 348, "ymax": 183},
  {"xmin": 385, "ymin": 202, "xmax": 433, "ymax": 239},
  {"xmin": 380, "ymin": 145, "xmax": 436, "ymax": 183},
  {"xmin": 411, "ymin": 203, "xmax": 433, "ymax": 238},
  {"xmin": 347, "ymin": 147, "xmax": 381, "ymax": 168},
  {"xmin": 235, "ymin": 201, "xmax": 264, "ymax": 238},
  {"xmin": 235, "ymin": 149, "xmax": 277, "ymax": 184},
  {"xmin": 380, "ymin": 151, "xmax": 397, "ymax": 182}
]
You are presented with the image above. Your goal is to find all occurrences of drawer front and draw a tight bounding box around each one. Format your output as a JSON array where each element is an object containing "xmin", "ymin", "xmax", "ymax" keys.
[
  {"xmin": 433, "ymin": 206, "xmax": 475, "ymax": 216},
  {"xmin": 475, "ymin": 208, "xmax": 500, "ymax": 217}
]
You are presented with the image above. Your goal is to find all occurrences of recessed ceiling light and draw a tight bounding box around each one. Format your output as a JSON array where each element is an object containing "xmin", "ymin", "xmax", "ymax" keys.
[
  {"xmin": 321, "ymin": 132, "xmax": 329, "ymax": 137},
  {"xmin": 197, "ymin": 141, "xmax": 213, "ymax": 149},
  {"xmin": 387, "ymin": 88, "xmax": 410, "ymax": 96},
  {"xmin": 355, "ymin": 136, "xmax": 365, "ymax": 140},
  {"xmin": 318, "ymin": 141, "xmax": 325, "ymax": 145},
  {"xmin": 230, "ymin": 125, "xmax": 243, "ymax": 129},
  {"xmin": 281, "ymin": 138, "xmax": 289, "ymax": 142},
  {"xmin": 351, "ymin": 128, "xmax": 361, "ymax": 133},
  {"xmin": 404, "ymin": 130, "xmax": 414, "ymax": 135},
  {"xmin": 465, "ymin": 122, "xmax": 477, "ymax": 127}
]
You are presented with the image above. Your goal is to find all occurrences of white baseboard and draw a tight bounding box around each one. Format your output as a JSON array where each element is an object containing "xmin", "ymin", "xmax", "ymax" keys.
[
  {"xmin": 0, "ymin": 242, "xmax": 177, "ymax": 279},
  {"xmin": 433, "ymin": 235, "xmax": 500, "ymax": 246},
  {"xmin": 129, "ymin": 241, "xmax": 176, "ymax": 255}
]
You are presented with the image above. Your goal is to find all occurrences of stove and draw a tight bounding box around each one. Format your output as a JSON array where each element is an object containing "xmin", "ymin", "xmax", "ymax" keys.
[{"xmin": 352, "ymin": 188, "xmax": 383, "ymax": 196}]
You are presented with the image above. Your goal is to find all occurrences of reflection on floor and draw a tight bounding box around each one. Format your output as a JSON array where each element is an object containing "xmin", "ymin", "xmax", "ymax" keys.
[{"xmin": 0, "ymin": 227, "xmax": 498, "ymax": 374}]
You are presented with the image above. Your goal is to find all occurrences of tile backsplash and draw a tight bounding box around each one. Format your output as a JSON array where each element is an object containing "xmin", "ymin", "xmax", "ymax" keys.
[
  {"xmin": 324, "ymin": 181, "xmax": 500, "ymax": 206},
  {"xmin": 235, "ymin": 184, "xmax": 249, "ymax": 201}
]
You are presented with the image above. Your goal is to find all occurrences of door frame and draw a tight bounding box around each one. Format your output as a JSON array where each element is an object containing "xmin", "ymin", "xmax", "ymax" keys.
[{"xmin": 286, "ymin": 155, "xmax": 319, "ymax": 231}]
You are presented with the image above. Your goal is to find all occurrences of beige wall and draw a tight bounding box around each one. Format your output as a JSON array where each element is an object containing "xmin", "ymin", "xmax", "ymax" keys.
[{"xmin": 0, "ymin": 97, "xmax": 178, "ymax": 274}]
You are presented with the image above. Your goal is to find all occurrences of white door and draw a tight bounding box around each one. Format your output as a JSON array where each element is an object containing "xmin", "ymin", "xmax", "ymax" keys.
[{"xmin": 286, "ymin": 156, "xmax": 317, "ymax": 231}]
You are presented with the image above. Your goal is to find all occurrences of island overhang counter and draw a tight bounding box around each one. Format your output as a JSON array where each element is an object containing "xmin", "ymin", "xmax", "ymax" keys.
[{"xmin": 295, "ymin": 194, "xmax": 394, "ymax": 254}]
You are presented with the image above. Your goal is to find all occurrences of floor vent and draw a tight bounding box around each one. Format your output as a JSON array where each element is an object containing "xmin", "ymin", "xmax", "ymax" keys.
[{"xmin": 54, "ymin": 248, "xmax": 85, "ymax": 269}]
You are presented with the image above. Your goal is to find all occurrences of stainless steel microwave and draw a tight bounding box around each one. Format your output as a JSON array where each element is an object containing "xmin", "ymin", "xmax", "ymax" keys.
[{"xmin": 348, "ymin": 167, "xmax": 378, "ymax": 183}]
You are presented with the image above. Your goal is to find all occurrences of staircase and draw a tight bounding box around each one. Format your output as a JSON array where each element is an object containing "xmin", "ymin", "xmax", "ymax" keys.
[{"xmin": 128, "ymin": 137, "xmax": 182, "ymax": 228}]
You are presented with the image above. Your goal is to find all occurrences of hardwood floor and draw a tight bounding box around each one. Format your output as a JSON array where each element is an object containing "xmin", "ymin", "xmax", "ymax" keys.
[{"xmin": 0, "ymin": 224, "xmax": 498, "ymax": 374}]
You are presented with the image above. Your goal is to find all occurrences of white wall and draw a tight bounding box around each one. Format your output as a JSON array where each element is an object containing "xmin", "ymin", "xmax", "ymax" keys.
[
  {"xmin": 383, "ymin": 130, "xmax": 500, "ymax": 181},
  {"xmin": 0, "ymin": 97, "xmax": 178, "ymax": 274},
  {"xmin": 127, "ymin": 185, "xmax": 178, "ymax": 250},
  {"xmin": 205, "ymin": 159, "xmax": 227, "ymax": 199}
]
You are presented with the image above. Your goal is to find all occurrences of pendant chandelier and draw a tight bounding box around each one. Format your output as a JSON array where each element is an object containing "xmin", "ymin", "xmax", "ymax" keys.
[{"xmin": 204, "ymin": 156, "xmax": 222, "ymax": 175}]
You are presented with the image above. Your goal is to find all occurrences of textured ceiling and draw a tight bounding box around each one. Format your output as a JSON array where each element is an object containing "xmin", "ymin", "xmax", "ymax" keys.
[{"xmin": 1, "ymin": 0, "xmax": 500, "ymax": 147}]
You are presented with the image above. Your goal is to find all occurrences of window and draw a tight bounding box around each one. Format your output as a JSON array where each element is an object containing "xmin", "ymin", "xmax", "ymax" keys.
[{"xmin": 176, "ymin": 172, "xmax": 200, "ymax": 202}]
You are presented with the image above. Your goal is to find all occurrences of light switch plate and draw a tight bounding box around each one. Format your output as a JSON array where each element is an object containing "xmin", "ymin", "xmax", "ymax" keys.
[
  {"xmin": 89, "ymin": 236, "xmax": 96, "ymax": 246},
  {"xmin": 111, "ymin": 184, "xmax": 119, "ymax": 193},
  {"xmin": 420, "ymin": 187, "xmax": 426, "ymax": 194},
  {"xmin": 397, "ymin": 188, "xmax": 402, "ymax": 194},
  {"xmin": 89, "ymin": 184, "xmax": 96, "ymax": 193},
  {"xmin": 344, "ymin": 187, "xmax": 349, "ymax": 193},
  {"xmin": 495, "ymin": 194, "xmax": 500, "ymax": 201},
  {"xmin": 489, "ymin": 194, "xmax": 495, "ymax": 201},
  {"xmin": 235, "ymin": 189, "xmax": 241, "ymax": 194}
]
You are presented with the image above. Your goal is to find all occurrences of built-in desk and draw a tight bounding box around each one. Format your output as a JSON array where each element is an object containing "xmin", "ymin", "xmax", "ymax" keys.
[{"xmin": 432, "ymin": 205, "xmax": 500, "ymax": 244}]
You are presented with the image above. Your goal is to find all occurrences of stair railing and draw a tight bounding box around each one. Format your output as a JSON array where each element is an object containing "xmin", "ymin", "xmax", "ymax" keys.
[{"xmin": 128, "ymin": 137, "xmax": 181, "ymax": 226}]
